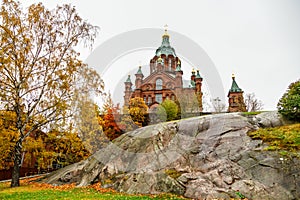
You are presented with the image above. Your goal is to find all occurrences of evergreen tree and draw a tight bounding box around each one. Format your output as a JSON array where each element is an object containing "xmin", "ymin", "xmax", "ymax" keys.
[{"xmin": 277, "ymin": 80, "xmax": 300, "ymax": 121}]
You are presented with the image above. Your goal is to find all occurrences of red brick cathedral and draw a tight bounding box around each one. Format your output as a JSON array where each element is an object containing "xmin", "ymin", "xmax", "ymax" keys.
[
  {"xmin": 124, "ymin": 28, "xmax": 203, "ymax": 112},
  {"xmin": 124, "ymin": 29, "xmax": 246, "ymax": 113}
]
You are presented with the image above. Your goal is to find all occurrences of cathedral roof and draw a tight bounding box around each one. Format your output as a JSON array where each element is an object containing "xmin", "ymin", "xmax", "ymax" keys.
[
  {"xmin": 125, "ymin": 75, "xmax": 132, "ymax": 83},
  {"xmin": 229, "ymin": 74, "xmax": 242, "ymax": 92},
  {"xmin": 196, "ymin": 70, "xmax": 202, "ymax": 79},
  {"xmin": 175, "ymin": 61, "xmax": 181, "ymax": 72},
  {"xmin": 155, "ymin": 29, "xmax": 176, "ymax": 57},
  {"xmin": 136, "ymin": 66, "xmax": 143, "ymax": 75}
]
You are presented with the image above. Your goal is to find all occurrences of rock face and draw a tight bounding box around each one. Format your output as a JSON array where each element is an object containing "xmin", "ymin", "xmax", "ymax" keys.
[{"xmin": 41, "ymin": 112, "xmax": 300, "ymax": 199}]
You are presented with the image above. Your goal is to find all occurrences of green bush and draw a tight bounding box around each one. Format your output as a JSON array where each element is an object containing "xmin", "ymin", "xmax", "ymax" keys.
[
  {"xmin": 277, "ymin": 80, "xmax": 300, "ymax": 121},
  {"xmin": 157, "ymin": 100, "xmax": 179, "ymax": 121}
]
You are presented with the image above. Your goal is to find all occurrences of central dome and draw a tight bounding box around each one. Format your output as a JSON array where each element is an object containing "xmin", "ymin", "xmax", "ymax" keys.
[
  {"xmin": 155, "ymin": 32, "xmax": 176, "ymax": 57},
  {"xmin": 156, "ymin": 46, "xmax": 176, "ymax": 57}
]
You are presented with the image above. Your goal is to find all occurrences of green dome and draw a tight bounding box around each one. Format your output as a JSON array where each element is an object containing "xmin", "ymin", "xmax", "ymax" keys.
[
  {"xmin": 196, "ymin": 70, "xmax": 202, "ymax": 79},
  {"xmin": 136, "ymin": 66, "xmax": 143, "ymax": 75},
  {"xmin": 125, "ymin": 75, "xmax": 132, "ymax": 83},
  {"xmin": 155, "ymin": 34, "xmax": 176, "ymax": 57}
]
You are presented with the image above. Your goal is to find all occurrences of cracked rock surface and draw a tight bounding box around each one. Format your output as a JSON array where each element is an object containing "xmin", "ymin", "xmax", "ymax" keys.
[{"xmin": 41, "ymin": 112, "xmax": 300, "ymax": 199}]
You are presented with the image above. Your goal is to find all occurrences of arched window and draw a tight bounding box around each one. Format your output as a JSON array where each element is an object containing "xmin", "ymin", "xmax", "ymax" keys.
[
  {"xmin": 156, "ymin": 78, "xmax": 163, "ymax": 90},
  {"xmin": 155, "ymin": 94, "xmax": 163, "ymax": 103},
  {"xmin": 148, "ymin": 96, "xmax": 152, "ymax": 104},
  {"xmin": 152, "ymin": 63, "xmax": 156, "ymax": 73},
  {"xmin": 171, "ymin": 95, "xmax": 175, "ymax": 101}
]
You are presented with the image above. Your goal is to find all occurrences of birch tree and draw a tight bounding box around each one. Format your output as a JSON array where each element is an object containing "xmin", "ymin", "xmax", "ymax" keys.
[{"xmin": 0, "ymin": 0, "xmax": 103, "ymax": 187}]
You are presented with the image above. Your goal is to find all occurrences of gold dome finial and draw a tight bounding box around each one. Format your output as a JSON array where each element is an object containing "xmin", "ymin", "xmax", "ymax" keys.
[
  {"xmin": 177, "ymin": 60, "xmax": 181, "ymax": 65},
  {"xmin": 192, "ymin": 68, "xmax": 196, "ymax": 73},
  {"xmin": 163, "ymin": 24, "xmax": 169, "ymax": 37},
  {"xmin": 232, "ymin": 73, "xmax": 235, "ymax": 79},
  {"xmin": 164, "ymin": 24, "xmax": 168, "ymax": 32}
]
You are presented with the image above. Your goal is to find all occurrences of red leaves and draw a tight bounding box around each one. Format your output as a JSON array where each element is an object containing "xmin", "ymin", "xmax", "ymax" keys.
[
  {"xmin": 99, "ymin": 106, "xmax": 123, "ymax": 141},
  {"xmin": 87, "ymin": 182, "xmax": 116, "ymax": 193}
]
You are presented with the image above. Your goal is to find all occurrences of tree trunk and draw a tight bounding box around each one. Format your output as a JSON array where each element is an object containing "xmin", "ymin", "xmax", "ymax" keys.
[{"xmin": 11, "ymin": 139, "xmax": 22, "ymax": 187}]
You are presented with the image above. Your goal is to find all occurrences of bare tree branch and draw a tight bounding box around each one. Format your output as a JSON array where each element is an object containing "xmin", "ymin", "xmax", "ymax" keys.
[{"xmin": 245, "ymin": 93, "xmax": 263, "ymax": 112}]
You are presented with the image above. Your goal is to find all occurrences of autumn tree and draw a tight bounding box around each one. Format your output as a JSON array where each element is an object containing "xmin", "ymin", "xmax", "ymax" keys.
[
  {"xmin": 0, "ymin": 0, "xmax": 103, "ymax": 187},
  {"xmin": 0, "ymin": 110, "xmax": 89, "ymax": 171},
  {"xmin": 41, "ymin": 130, "xmax": 90, "ymax": 169},
  {"xmin": 20, "ymin": 128, "xmax": 90, "ymax": 171},
  {"xmin": 98, "ymin": 94, "xmax": 124, "ymax": 141},
  {"xmin": 100, "ymin": 105, "xmax": 124, "ymax": 141},
  {"xmin": 119, "ymin": 106, "xmax": 138, "ymax": 132},
  {"xmin": 157, "ymin": 99, "xmax": 179, "ymax": 121},
  {"xmin": 0, "ymin": 111, "xmax": 18, "ymax": 170},
  {"xmin": 128, "ymin": 97, "xmax": 148, "ymax": 126},
  {"xmin": 244, "ymin": 93, "xmax": 263, "ymax": 112},
  {"xmin": 0, "ymin": 110, "xmax": 47, "ymax": 170},
  {"xmin": 0, "ymin": 111, "xmax": 45, "ymax": 171},
  {"xmin": 277, "ymin": 80, "xmax": 300, "ymax": 121},
  {"xmin": 75, "ymin": 98, "xmax": 109, "ymax": 154}
]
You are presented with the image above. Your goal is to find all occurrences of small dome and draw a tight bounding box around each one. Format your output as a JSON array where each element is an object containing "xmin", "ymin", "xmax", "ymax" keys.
[{"xmin": 157, "ymin": 56, "xmax": 163, "ymax": 63}]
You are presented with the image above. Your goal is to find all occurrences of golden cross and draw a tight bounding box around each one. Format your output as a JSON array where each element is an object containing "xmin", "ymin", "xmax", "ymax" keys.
[{"xmin": 164, "ymin": 24, "xmax": 168, "ymax": 32}]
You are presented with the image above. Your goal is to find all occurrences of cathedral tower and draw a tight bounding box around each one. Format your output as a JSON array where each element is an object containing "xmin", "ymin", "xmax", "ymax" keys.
[{"xmin": 228, "ymin": 74, "xmax": 246, "ymax": 112}]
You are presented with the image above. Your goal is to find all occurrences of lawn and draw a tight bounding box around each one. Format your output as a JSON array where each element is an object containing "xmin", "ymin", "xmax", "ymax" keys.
[{"xmin": 0, "ymin": 177, "xmax": 186, "ymax": 200}]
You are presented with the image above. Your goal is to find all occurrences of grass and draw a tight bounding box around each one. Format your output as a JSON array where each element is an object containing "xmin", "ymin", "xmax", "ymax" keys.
[
  {"xmin": 242, "ymin": 111, "xmax": 263, "ymax": 116},
  {"xmin": 248, "ymin": 123, "xmax": 300, "ymax": 152},
  {"xmin": 0, "ymin": 177, "xmax": 186, "ymax": 200}
]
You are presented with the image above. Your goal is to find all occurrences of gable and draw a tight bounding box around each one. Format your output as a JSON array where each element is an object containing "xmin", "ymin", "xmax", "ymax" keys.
[
  {"xmin": 142, "ymin": 71, "xmax": 175, "ymax": 85},
  {"xmin": 139, "ymin": 71, "xmax": 176, "ymax": 91}
]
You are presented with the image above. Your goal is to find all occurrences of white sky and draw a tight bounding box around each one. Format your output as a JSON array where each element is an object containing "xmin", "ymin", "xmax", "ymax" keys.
[{"xmin": 17, "ymin": 0, "xmax": 300, "ymax": 110}]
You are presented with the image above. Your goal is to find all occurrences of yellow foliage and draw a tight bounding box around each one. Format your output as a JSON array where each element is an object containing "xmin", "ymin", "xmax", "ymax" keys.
[
  {"xmin": 0, "ymin": 111, "xmax": 90, "ymax": 170},
  {"xmin": 0, "ymin": 111, "xmax": 18, "ymax": 169},
  {"xmin": 128, "ymin": 97, "xmax": 148, "ymax": 125}
]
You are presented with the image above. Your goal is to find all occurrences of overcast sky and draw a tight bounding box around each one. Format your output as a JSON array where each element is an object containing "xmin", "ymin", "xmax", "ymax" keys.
[{"xmin": 19, "ymin": 0, "xmax": 300, "ymax": 110}]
